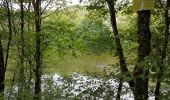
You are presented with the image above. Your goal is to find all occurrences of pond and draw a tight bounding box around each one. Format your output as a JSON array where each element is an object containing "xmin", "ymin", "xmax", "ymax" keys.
[
  {"xmin": 44, "ymin": 53, "xmax": 118, "ymax": 75},
  {"xmin": 42, "ymin": 53, "xmax": 157, "ymax": 100},
  {"xmin": 6, "ymin": 53, "xmax": 168, "ymax": 99}
]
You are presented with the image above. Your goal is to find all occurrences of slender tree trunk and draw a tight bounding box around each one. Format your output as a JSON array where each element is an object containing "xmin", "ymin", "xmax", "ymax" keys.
[
  {"xmin": 155, "ymin": 0, "xmax": 170, "ymax": 99},
  {"xmin": 0, "ymin": 38, "xmax": 5, "ymax": 94},
  {"xmin": 18, "ymin": 0, "xmax": 25, "ymax": 97},
  {"xmin": 0, "ymin": 0, "xmax": 13, "ymax": 95},
  {"xmin": 134, "ymin": 10, "xmax": 151, "ymax": 100},
  {"xmin": 33, "ymin": 0, "xmax": 42, "ymax": 99},
  {"xmin": 105, "ymin": 0, "xmax": 135, "ymax": 95},
  {"xmin": 4, "ymin": 0, "xmax": 13, "ymax": 72}
]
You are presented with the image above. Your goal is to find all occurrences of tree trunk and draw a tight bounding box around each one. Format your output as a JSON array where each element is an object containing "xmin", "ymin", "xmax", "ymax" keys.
[
  {"xmin": 106, "ymin": 0, "xmax": 135, "ymax": 94},
  {"xmin": 0, "ymin": 38, "xmax": 5, "ymax": 94},
  {"xmin": 18, "ymin": 0, "xmax": 25, "ymax": 97},
  {"xmin": 4, "ymin": 0, "xmax": 13, "ymax": 72},
  {"xmin": 155, "ymin": 0, "xmax": 170, "ymax": 99},
  {"xmin": 134, "ymin": 10, "xmax": 151, "ymax": 100},
  {"xmin": 0, "ymin": 0, "xmax": 13, "ymax": 95},
  {"xmin": 34, "ymin": 0, "xmax": 42, "ymax": 99}
]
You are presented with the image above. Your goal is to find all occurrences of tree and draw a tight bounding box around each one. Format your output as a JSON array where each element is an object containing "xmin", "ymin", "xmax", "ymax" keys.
[
  {"xmin": 0, "ymin": 0, "xmax": 13, "ymax": 95},
  {"xmin": 33, "ymin": 0, "xmax": 42, "ymax": 99},
  {"xmin": 133, "ymin": 10, "xmax": 151, "ymax": 100},
  {"xmin": 18, "ymin": 0, "xmax": 25, "ymax": 96},
  {"xmin": 105, "ymin": 0, "xmax": 135, "ymax": 99},
  {"xmin": 155, "ymin": 0, "xmax": 170, "ymax": 99}
]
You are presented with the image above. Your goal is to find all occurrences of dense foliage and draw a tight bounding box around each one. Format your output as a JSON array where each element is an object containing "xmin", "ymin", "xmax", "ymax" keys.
[{"xmin": 0, "ymin": 0, "xmax": 170, "ymax": 99}]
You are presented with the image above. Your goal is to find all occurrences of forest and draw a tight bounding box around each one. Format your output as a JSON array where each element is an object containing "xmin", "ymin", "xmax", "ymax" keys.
[{"xmin": 0, "ymin": 0, "xmax": 170, "ymax": 100}]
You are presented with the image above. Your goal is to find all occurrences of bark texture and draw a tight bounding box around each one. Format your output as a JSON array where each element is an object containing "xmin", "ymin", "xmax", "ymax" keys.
[
  {"xmin": 4, "ymin": 0, "xmax": 12, "ymax": 71},
  {"xmin": 34, "ymin": 0, "xmax": 42, "ymax": 99},
  {"xmin": 18, "ymin": 0, "xmax": 25, "ymax": 95},
  {"xmin": 134, "ymin": 10, "xmax": 151, "ymax": 100}
]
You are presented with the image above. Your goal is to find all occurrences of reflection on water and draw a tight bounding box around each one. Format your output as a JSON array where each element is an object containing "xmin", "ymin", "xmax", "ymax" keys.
[
  {"xmin": 41, "ymin": 73, "xmax": 155, "ymax": 100},
  {"xmin": 42, "ymin": 73, "xmax": 134, "ymax": 99},
  {"xmin": 44, "ymin": 53, "xmax": 118, "ymax": 75},
  {"xmin": 7, "ymin": 73, "xmax": 156, "ymax": 99}
]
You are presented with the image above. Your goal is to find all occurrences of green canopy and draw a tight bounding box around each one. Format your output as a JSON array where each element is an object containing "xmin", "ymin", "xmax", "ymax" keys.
[{"xmin": 133, "ymin": 0, "xmax": 155, "ymax": 11}]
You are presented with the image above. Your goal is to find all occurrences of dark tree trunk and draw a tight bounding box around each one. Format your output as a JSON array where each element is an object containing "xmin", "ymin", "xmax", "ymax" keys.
[
  {"xmin": 0, "ymin": 39, "xmax": 5, "ymax": 94},
  {"xmin": 18, "ymin": 0, "xmax": 25, "ymax": 96},
  {"xmin": 106, "ymin": 0, "xmax": 135, "ymax": 94},
  {"xmin": 155, "ymin": 0, "xmax": 170, "ymax": 99},
  {"xmin": 134, "ymin": 10, "xmax": 151, "ymax": 100},
  {"xmin": 34, "ymin": 0, "xmax": 42, "ymax": 99},
  {"xmin": 4, "ymin": 0, "xmax": 13, "ymax": 72},
  {"xmin": 0, "ymin": 0, "xmax": 13, "ymax": 95}
]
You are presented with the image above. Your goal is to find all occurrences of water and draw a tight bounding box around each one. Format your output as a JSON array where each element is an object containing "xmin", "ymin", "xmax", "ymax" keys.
[
  {"xmin": 6, "ymin": 72, "xmax": 158, "ymax": 99},
  {"xmin": 44, "ymin": 53, "xmax": 118, "ymax": 75},
  {"xmin": 42, "ymin": 53, "xmax": 156, "ymax": 99},
  {"xmin": 41, "ymin": 73, "xmax": 155, "ymax": 100}
]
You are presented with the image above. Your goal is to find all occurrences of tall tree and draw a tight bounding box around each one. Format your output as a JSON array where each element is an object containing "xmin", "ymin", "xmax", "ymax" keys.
[
  {"xmin": 0, "ymin": 0, "xmax": 13, "ymax": 95},
  {"xmin": 18, "ymin": 0, "xmax": 25, "ymax": 97},
  {"xmin": 134, "ymin": 10, "xmax": 151, "ymax": 100},
  {"xmin": 105, "ymin": 0, "xmax": 135, "ymax": 96},
  {"xmin": 33, "ymin": 0, "xmax": 42, "ymax": 99},
  {"xmin": 4, "ymin": 0, "xmax": 13, "ymax": 72},
  {"xmin": 155, "ymin": 0, "xmax": 170, "ymax": 99}
]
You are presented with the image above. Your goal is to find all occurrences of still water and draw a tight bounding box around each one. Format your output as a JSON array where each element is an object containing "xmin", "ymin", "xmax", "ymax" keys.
[
  {"xmin": 44, "ymin": 53, "xmax": 118, "ymax": 75},
  {"xmin": 42, "ymin": 53, "xmax": 158, "ymax": 99}
]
